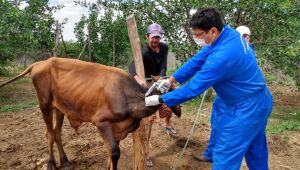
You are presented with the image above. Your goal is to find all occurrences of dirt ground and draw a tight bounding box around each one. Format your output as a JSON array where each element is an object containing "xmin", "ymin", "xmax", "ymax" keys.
[{"xmin": 0, "ymin": 81, "xmax": 299, "ymax": 170}]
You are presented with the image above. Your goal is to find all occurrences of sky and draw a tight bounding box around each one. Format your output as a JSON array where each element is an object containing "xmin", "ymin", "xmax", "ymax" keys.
[{"xmin": 49, "ymin": 0, "xmax": 98, "ymax": 41}]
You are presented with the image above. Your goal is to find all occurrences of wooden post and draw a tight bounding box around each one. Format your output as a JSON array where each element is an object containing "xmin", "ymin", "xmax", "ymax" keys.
[
  {"xmin": 88, "ymin": 25, "xmax": 92, "ymax": 61},
  {"xmin": 112, "ymin": 32, "xmax": 116, "ymax": 66},
  {"xmin": 52, "ymin": 20, "xmax": 60, "ymax": 57},
  {"xmin": 126, "ymin": 14, "xmax": 147, "ymax": 170}
]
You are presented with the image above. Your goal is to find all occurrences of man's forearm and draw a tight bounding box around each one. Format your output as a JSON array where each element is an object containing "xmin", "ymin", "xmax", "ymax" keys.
[{"xmin": 169, "ymin": 76, "xmax": 177, "ymax": 84}]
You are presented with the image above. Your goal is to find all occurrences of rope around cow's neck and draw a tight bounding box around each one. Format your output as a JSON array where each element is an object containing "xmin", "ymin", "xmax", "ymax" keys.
[{"xmin": 172, "ymin": 90, "xmax": 208, "ymax": 170}]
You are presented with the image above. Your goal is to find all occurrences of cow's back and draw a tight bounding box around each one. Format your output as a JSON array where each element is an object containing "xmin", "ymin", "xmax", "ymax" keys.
[{"xmin": 30, "ymin": 57, "xmax": 142, "ymax": 124}]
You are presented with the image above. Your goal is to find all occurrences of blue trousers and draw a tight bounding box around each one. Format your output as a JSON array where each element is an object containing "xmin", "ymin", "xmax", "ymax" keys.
[
  {"xmin": 204, "ymin": 89, "xmax": 272, "ymax": 170},
  {"xmin": 204, "ymin": 96, "xmax": 224, "ymax": 162}
]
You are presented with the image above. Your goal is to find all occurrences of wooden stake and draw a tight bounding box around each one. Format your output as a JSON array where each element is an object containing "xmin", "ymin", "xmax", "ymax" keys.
[{"xmin": 126, "ymin": 14, "xmax": 147, "ymax": 170}]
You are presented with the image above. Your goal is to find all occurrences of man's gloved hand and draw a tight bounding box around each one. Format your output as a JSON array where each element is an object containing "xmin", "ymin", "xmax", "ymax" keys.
[
  {"xmin": 145, "ymin": 95, "xmax": 162, "ymax": 106},
  {"xmin": 156, "ymin": 79, "xmax": 171, "ymax": 93}
]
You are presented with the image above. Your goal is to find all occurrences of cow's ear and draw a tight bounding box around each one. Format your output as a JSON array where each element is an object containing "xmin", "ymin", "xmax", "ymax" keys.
[{"xmin": 170, "ymin": 105, "xmax": 181, "ymax": 118}]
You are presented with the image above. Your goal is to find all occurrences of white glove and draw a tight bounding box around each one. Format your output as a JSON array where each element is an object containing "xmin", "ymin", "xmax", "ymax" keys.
[
  {"xmin": 156, "ymin": 79, "xmax": 171, "ymax": 93},
  {"xmin": 145, "ymin": 95, "xmax": 161, "ymax": 106}
]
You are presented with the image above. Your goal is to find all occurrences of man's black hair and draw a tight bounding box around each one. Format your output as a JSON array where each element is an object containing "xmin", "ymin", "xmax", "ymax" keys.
[{"xmin": 189, "ymin": 8, "xmax": 224, "ymax": 32}]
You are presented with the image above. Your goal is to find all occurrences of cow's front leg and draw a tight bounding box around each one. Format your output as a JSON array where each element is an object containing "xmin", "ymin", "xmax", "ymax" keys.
[{"xmin": 97, "ymin": 122, "xmax": 120, "ymax": 170}]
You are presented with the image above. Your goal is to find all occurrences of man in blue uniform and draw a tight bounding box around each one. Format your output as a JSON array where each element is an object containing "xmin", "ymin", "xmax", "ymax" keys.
[
  {"xmin": 194, "ymin": 25, "xmax": 257, "ymax": 163},
  {"xmin": 236, "ymin": 25, "xmax": 256, "ymax": 54},
  {"xmin": 236, "ymin": 25, "xmax": 251, "ymax": 44},
  {"xmin": 145, "ymin": 8, "xmax": 273, "ymax": 170},
  {"xmin": 193, "ymin": 95, "xmax": 225, "ymax": 163}
]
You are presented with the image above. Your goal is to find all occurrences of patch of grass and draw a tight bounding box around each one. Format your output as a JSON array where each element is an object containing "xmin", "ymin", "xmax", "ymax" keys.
[
  {"xmin": 181, "ymin": 94, "xmax": 212, "ymax": 126},
  {"xmin": 0, "ymin": 70, "xmax": 38, "ymax": 113},
  {"xmin": 0, "ymin": 64, "xmax": 25, "ymax": 77},
  {"xmin": 183, "ymin": 98, "xmax": 300, "ymax": 136},
  {"xmin": 267, "ymin": 106, "xmax": 300, "ymax": 135},
  {"xmin": 0, "ymin": 100, "xmax": 38, "ymax": 112},
  {"xmin": 166, "ymin": 67, "xmax": 177, "ymax": 76},
  {"xmin": 184, "ymin": 95, "xmax": 203, "ymax": 106}
]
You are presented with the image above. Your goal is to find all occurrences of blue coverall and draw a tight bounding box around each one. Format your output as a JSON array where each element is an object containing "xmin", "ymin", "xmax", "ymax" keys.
[
  {"xmin": 204, "ymin": 42, "xmax": 257, "ymax": 162},
  {"xmin": 162, "ymin": 25, "xmax": 273, "ymax": 170},
  {"xmin": 204, "ymin": 95, "xmax": 225, "ymax": 162}
]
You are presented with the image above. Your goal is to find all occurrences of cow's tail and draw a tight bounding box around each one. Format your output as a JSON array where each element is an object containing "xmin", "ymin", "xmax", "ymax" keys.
[{"xmin": 0, "ymin": 61, "xmax": 42, "ymax": 88}]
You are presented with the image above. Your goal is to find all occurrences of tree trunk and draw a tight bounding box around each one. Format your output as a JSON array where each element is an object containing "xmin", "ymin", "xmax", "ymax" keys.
[
  {"xmin": 52, "ymin": 20, "xmax": 60, "ymax": 57},
  {"xmin": 59, "ymin": 29, "xmax": 67, "ymax": 56},
  {"xmin": 88, "ymin": 25, "xmax": 92, "ymax": 61},
  {"xmin": 182, "ymin": 1, "xmax": 196, "ymax": 55},
  {"xmin": 112, "ymin": 32, "xmax": 116, "ymax": 66},
  {"xmin": 78, "ymin": 43, "xmax": 87, "ymax": 60},
  {"xmin": 23, "ymin": 54, "xmax": 26, "ymax": 69}
]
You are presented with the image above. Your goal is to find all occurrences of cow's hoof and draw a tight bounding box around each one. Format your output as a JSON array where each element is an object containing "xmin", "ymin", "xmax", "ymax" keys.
[
  {"xmin": 47, "ymin": 160, "xmax": 57, "ymax": 170},
  {"xmin": 61, "ymin": 157, "xmax": 72, "ymax": 170},
  {"xmin": 63, "ymin": 166, "xmax": 73, "ymax": 170}
]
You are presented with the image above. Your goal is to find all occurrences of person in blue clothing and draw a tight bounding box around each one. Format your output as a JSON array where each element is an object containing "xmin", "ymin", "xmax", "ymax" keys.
[
  {"xmin": 145, "ymin": 8, "xmax": 273, "ymax": 170},
  {"xmin": 236, "ymin": 25, "xmax": 251, "ymax": 44},
  {"xmin": 193, "ymin": 95, "xmax": 225, "ymax": 163},
  {"xmin": 194, "ymin": 25, "xmax": 257, "ymax": 163},
  {"xmin": 236, "ymin": 25, "xmax": 255, "ymax": 52}
]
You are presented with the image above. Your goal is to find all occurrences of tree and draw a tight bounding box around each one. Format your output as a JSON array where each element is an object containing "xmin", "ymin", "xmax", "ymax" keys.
[
  {"xmin": 0, "ymin": 0, "xmax": 22, "ymax": 65},
  {"xmin": 74, "ymin": 3, "xmax": 131, "ymax": 66},
  {"xmin": 92, "ymin": 0, "xmax": 300, "ymax": 88},
  {"xmin": 0, "ymin": 0, "xmax": 56, "ymax": 74}
]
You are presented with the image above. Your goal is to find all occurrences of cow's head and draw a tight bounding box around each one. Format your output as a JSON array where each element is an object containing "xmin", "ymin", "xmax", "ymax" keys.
[{"xmin": 147, "ymin": 76, "xmax": 182, "ymax": 118}]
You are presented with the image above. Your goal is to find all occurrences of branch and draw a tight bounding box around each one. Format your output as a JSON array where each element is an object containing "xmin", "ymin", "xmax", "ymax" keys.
[
  {"xmin": 59, "ymin": 28, "xmax": 67, "ymax": 56},
  {"xmin": 78, "ymin": 43, "xmax": 87, "ymax": 60}
]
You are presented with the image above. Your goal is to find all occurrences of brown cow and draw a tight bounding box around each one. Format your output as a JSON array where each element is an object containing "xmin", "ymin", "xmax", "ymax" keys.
[{"xmin": 0, "ymin": 57, "xmax": 181, "ymax": 170}]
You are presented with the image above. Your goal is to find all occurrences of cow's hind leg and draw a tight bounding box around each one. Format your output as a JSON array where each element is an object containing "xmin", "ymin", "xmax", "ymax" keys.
[
  {"xmin": 33, "ymin": 72, "xmax": 57, "ymax": 170},
  {"xmin": 54, "ymin": 109, "xmax": 71, "ymax": 169},
  {"xmin": 97, "ymin": 122, "xmax": 120, "ymax": 170},
  {"xmin": 40, "ymin": 103, "xmax": 57, "ymax": 170}
]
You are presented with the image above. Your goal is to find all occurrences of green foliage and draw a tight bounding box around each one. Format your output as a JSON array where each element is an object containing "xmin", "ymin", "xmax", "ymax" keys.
[
  {"xmin": 0, "ymin": 75, "xmax": 35, "ymax": 107},
  {"xmin": 267, "ymin": 106, "xmax": 300, "ymax": 135},
  {"xmin": 0, "ymin": 100, "xmax": 38, "ymax": 113},
  {"xmin": 97, "ymin": 0, "xmax": 200, "ymax": 62},
  {"xmin": 73, "ymin": 3, "xmax": 131, "ymax": 65},
  {"xmin": 0, "ymin": 1, "xmax": 22, "ymax": 64},
  {"xmin": 23, "ymin": 0, "xmax": 55, "ymax": 50},
  {"xmin": 57, "ymin": 41, "xmax": 82, "ymax": 58},
  {"xmin": 0, "ymin": 66, "xmax": 10, "ymax": 77},
  {"xmin": 0, "ymin": 64, "xmax": 23, "ymax": 77},
  {"xmin": 89, "ymin": 0, "xmax": 300, "ymax": 88},
  {"xmin": 0, "ymin": 0, "xmax": 56, "ymax": 75},
  {"xmin": 267, "ymin": 121, "xmax": 300, "ymax": 135},
  {"xmin": 1, "ymin": 1, "xmax": 298, "ymax": 87}
]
